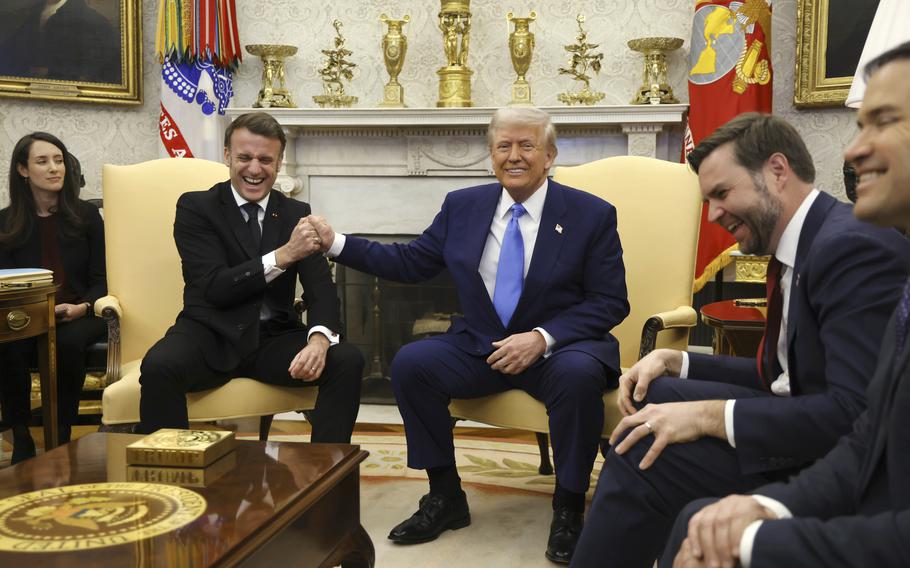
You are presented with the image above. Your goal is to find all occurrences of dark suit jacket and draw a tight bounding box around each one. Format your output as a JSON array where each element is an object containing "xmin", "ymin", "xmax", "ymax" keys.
[
  {"xmin": 749, "ymin": 306, "xmax": 910, "ymax": 567},
  {"xmin": 686, "ymin": 192, "xmax": 910, "ymax": 475},
  {"xmin": 335, "ymin": 180, "xmax": 630, "ymax": 375},
  {"xmin": 170, "ymin": 181, "xmax": 340, "ymax": 372},
  {"xmin": 0, "ymin": 199, "xmax": 106, "ymax": 305}
]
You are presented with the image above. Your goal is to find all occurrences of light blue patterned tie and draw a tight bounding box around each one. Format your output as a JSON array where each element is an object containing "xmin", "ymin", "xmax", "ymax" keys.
[{"xmin": 493, "ymin": 203, "xmax": 526, "ymax": 326}]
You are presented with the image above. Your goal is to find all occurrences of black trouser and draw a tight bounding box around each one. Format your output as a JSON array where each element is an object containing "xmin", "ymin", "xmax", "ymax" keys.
[
  {"xmin": 0, "ymin": 315, "xmax": 106, "ymax": 441},
  {"xmin": 138, "ymin": 321, "xmax": 364, "ymax": 442}
]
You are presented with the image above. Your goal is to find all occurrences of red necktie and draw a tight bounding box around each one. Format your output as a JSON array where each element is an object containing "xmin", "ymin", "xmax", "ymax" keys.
[{"xmin": 756, "ymin": 258, "xmax": 783, "ymax": 389}]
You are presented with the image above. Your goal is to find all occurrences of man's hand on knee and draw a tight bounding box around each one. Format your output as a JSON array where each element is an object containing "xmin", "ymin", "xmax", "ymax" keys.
[
  {"xmin": 289, "ymin": 333, "xmax": 330, "ymax": 381},
  {"xmin": 609, "ymin": 400, "xmax": 727, "ymax": 469},
  {"xmin": 684, "ymin": 494, "xmax": 775, "ymax": 568},
  {"xmin": 617, "ymin": 349, "xmax": 683, "ymax": 416},
  {"xmin": 488, "ymin": 331, "xmax": 547, "ymax": 375}
]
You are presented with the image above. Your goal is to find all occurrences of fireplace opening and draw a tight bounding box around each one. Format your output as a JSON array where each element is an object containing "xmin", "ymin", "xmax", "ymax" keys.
[{"xmin": 335, "ymin": 256, "xmax": 461, "ymax": 404}]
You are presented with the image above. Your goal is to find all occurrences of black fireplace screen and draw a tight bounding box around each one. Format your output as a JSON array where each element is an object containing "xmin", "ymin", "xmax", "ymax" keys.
[{"xmin": 335, "ymin": 263, "xmax": 460, "ymax": 403}]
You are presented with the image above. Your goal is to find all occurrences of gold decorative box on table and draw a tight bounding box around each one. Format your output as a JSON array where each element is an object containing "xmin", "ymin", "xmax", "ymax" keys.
[{"xmin": 126, "ymin": 428, "xmax": 236, "ymax": 468}]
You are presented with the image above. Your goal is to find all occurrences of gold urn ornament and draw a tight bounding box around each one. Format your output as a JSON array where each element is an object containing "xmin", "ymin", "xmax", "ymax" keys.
[
  {"xmin": 557, "ymin": 15, "xmax": 605, "ymax": 106},
  {"xmin": 507, "ymin": 11, "xmax": 536, "ymax": 106},
  {"xmin": 378, "ymin": 14, "xmax": 410, "ymax": 107},
  {"xmin": 246, "ymin": 44, "xmax": 297, "ymax": 108},
  {"xmin": 313, "ymin": 20, "xmax": 358, "ymax": 108},
  {"xmin": 628, "ymin": 37, "xmax": 683, "ymax": 104},
  {"xmin": 436, "ymin": 0, "xmax": 473, "ymax": 107}
]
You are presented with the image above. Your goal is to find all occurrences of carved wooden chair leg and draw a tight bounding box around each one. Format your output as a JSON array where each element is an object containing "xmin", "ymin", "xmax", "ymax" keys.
[
  {"xmin": 259, "ymin": 415, "xmax": 274, "ymax": 441},
  {"xmin": 535, "ymin": 432, "xmax": 554, "ymax": 475}
]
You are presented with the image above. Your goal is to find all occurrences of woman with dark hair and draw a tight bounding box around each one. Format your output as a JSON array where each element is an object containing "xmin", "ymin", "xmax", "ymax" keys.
[{"xmin": 0, "ymin": 132, "xmax": 106, "ymax": 463}]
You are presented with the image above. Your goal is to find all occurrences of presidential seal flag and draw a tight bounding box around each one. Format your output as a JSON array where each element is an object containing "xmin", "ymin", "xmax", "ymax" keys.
[
  {"xmin": 156, "ymin": 0, "xmax": 240, "ymax": 161},
  {"xmin": 685, "ymin": 0, "xmax": 773, "ymax": 291}
]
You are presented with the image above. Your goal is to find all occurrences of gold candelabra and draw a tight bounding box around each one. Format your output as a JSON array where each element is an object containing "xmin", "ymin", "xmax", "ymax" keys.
[{"xmin": 507, "ymin": 11, "xmax": 536, "ymax": 106}]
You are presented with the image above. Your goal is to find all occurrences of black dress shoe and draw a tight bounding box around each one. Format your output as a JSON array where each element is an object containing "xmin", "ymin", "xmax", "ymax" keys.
[
  {"xmin": 546, "ymin": 507, "xmax": 583, "ymax": 564},
  {"xmin": 388, "ymin": 492, "xmax": 471, "ymax": 544}
]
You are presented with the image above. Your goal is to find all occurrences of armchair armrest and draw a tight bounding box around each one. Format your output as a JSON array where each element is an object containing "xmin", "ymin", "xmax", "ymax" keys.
[
  {"xmin": 639, "ymin": 305, "xmax": 697, "ymax": 359},
  {"xmin": 94, "ymin": 295, "xmax": 122, "ymax": 318},
  {"xmin": 94, "ymin": 295, "xmax": 122, "ymax": 387}
]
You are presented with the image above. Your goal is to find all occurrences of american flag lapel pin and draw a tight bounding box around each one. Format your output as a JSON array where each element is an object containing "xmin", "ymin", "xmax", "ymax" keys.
[{"xmin": 555, "ymin": 224, "xmax": 563, "ymax": 234}]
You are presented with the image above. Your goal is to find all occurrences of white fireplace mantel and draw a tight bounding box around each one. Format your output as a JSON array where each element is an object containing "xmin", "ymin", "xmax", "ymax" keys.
[{"xmin": 224, "ymin": 105, "xmax": 688, "ymax": 235}]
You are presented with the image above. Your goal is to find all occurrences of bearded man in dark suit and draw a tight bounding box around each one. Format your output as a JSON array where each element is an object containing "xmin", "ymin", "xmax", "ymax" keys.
[
  {"xmin": 572, "ymin": 112, "xmax": 910, "ymax": 567},
  {"xmin": 664, "ymin": 40, "xmax": 910, "ymax": 568}
]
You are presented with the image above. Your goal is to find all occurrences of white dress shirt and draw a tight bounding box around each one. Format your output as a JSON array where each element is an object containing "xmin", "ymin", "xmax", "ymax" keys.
[
  {"xmin": 680, "ymin": 189, "xmax": 820, "ymax": 447},
  {"xmin": 328, "ymin": 180, "xmax": 557, "ymax": 353},
  {"xmin": 232, "ymin": 187, "xmax": 338, "ymax": 346}
]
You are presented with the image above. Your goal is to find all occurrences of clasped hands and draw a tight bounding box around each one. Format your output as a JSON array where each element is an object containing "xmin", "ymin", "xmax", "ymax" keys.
[
  {"xmin": 275, "ymin": 216, "xmax": 333, "ymax": 268},
  {"xmin": 610, "ymin": 349, "xmax": 726, "ymax": 470},
  {"xmin": 55, "ymin": 302, "xmax": 90, "ymax": 322},
  {"xmin": 673, "ymin": 495, "xmax": 776, "ymax": 568}
]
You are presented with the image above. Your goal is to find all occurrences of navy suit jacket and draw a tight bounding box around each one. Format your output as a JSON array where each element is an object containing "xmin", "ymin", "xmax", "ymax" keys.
[
  {"xmin": 335, "ymin": 180, "xmax": 630, "ymax": 376},
  {"xmin": 686, "ymin": 192, "xmax": 910, "ymax": 474},
  {"xmin": 170, "ymin": 181, "xmax": 341, "ymax": 372},
  {"xmin": 749, "ymin": 306, "xmax": 910, "ymax": 567}
]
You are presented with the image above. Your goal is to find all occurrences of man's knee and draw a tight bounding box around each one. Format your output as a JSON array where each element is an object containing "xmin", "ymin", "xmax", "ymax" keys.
[
  {"xmin": 547, "ymin": 352, "xmax": 607, "ymax": 400},
  {"xmin": 139, "ymin": 340, "xmax": 193, "ymax": 391},
  {"xmin": 642, "ymin": 376, "xmax": 689, "ymax": 406},
  {"xmin": 328, "ymin": 342, "xmax": 365, "ymax": 377},
  {"xmin": 390, "ymin": 341, "xmax": 436, "ymax": 392}
]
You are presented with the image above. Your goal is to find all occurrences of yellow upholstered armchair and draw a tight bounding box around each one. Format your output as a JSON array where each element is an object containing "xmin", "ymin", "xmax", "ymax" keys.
[
  {"xmin": 449, "ymin": 155, "xmax": 703, "ymax": 473},
  {"xmin": 97, "ymin": 158, "xmax": 317, "ymax": 439}
]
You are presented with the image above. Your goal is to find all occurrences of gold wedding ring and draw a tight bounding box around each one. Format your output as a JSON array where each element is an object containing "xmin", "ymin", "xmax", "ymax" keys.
[{"xmin": 644, "ymin": 421, "xmax": 653, "ymax": 433}]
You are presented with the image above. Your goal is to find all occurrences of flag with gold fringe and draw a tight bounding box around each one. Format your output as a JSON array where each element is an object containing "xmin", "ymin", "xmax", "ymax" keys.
[
  {"xmin": 685, "ymin": 0, "xmax": 773, "ymax": 292},
  {"xmin": 156, "ymin": 0, "xmax": 241, "ymax": 161}
]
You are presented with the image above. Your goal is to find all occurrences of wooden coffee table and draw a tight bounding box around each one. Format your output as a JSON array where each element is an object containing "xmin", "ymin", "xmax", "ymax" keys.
[{"xmin": 0, "ymin": 433, "xmax": 374, "ymax": 567}]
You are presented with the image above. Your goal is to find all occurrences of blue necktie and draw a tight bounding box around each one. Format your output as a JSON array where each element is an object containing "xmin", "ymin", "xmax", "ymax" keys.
[{"xmin": 493, "ymin": 203, "xmax": 526, "ymax": 326}]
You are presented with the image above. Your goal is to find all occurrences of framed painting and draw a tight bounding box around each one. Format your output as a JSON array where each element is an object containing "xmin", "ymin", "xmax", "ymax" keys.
[
  {"xmin": 795, "ymin": 0, "xmax": 879, "ymax": 108},
  {"xmin": 0, "ymin": 0, "xmax": 141, "ymax": 105}
]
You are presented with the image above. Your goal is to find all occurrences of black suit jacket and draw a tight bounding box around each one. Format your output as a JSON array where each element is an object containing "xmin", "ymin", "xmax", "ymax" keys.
[
  {"xmin": 686, "ymin": 192, "xmax": 910, "ymax": 475},
  {"xmin": 171, "ymin": 181, "xmax": 340, "ymax": 372},
  {"xmin": 0, "ymin": 199, "xmax": 106, "ymax": 305},
  {"xmin": 750, "ymin": 304, "xmax": 910, "ymax": 567}
]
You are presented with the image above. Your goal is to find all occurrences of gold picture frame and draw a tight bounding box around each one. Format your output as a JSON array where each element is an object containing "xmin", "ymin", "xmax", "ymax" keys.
[
  {"xmin": 794, "ymin": 0, "xmax": 878, "ymax": 108},
  {"xmin": 0, "ymin": 0, "xmax": 142, "ymax": 105}
]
